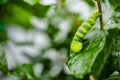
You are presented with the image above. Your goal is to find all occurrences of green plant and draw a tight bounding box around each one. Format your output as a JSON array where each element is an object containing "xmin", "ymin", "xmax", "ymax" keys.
[
  {"xmin": 0, "ymin": 0, "xmax": 120, "ymax": 80},
  {"xmin": 67, "ymin": 0, "xmax": 120, "ymax": 80}
]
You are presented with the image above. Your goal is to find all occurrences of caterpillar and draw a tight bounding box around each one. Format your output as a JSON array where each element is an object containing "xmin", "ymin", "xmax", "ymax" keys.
[{"xmin": 71, "ymin": 10, "xmax": 100, "ymax": 53}]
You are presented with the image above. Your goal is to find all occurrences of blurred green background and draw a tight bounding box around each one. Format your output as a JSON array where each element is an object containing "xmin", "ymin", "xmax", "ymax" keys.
[{"xmin": 0, "ymin": 0, "xmax": 120, "ymax": 80}]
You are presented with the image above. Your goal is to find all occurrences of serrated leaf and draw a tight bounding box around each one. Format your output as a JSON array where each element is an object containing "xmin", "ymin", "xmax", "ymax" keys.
[
  {"xmin": 14, "ymin": 64, "xmax": 36, "ymax": 80},
  {"xmin": 67, "ymin": 29, "xmax": 107, "ymax": 79},
  {"xmin": 0, "ymin": 44, "xmax": 8, "ymax": 73}
]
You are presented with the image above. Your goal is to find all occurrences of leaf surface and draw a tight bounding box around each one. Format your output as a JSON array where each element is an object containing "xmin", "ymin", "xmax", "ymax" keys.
[{"xmin": 67, "ymin": 29, "xmax": 107, "ymax": 79}]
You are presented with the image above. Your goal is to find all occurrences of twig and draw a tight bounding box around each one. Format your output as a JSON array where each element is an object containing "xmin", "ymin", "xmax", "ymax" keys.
[{"xmin": 95, "ymin": 0, "xmax": 104, "ymax": 29}]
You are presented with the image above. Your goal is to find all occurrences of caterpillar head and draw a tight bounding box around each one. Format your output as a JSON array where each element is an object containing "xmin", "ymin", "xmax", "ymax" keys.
[{"xmin": 71, "ymin": 41, "xmax": 83, "ymax": 53}]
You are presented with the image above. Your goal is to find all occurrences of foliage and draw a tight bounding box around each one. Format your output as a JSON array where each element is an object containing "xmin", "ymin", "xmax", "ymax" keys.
[
  {"xmin": 0, "ymin": 0, "xmax": 120, "ymax": 80},
  {"xmin": 68, "ymin": 29, "xmax": 107, "ymax": 79},
  {"xmin": 0, "ymin": 44, "xmax": 8, "ymax": 73}
]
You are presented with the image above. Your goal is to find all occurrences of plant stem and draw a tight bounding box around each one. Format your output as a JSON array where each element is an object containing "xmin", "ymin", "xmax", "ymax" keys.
[{"xmin": 95, "ymin": 0, "xmax": 104, "ymax": 29}]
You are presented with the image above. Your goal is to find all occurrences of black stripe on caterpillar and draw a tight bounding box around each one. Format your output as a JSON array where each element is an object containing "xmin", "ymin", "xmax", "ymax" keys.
[{"xmin": 71, "ymin": 10, "xmax": 100, "ymax": 53}]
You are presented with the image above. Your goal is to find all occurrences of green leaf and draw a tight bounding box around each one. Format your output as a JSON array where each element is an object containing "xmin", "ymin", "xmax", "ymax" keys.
[
  {"xmin": 23, "ymin": 0, "xmax": 39, "ymax": 6},
  {"xmin": 0, "ymin": 23, "xmax": 8, "ymax": 43},
  {"xmin": 14, "ymin": 64, "xmax": 36, "ymax": 80},
  {"xmin": 91, "ymin": 28, "xmax": 115, "ymax": 79},
  {"xmin": 84, "ymin": 0, "xmax": 95, "ymax": 7},
  {"xmin": 46, "ymin": 23, "xmax": 59, "ymax": 40},
  {"xmin": 61, "ymin": 0, "xmax": 66, "ymax": 3},
  {"xmin": 100, "ymin": 28, "xmax": 120, "ymax": 79},
  {"xmin": 108, "ymin": 0, "xmax": 120, "ymax": 12},
  {"xmin": 0, "ymin": 4, "xmax": 33, "ymax": 29},
  {"xmin": 0, "ymin": 0, "xmax": 49, "ymax": 29},
  {"xmin": 0, "ymin": 44, "xmax": 8, "ymax": 73},
  {"xmin": 67, "ymin": 29, "xmax": 107, "ymax": 79},
  {"xmin": 11, "ymin": 0, "xmax": 50, "ymax": 18},
  {"xmin": 0, "ymin": 0, "xmax": 9, "ymax": 5}
]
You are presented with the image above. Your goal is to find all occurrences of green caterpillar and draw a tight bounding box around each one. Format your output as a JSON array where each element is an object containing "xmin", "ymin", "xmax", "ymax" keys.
[{"xmin": 71, "ymin": 10, "xmax": 100, "ymax": 53}]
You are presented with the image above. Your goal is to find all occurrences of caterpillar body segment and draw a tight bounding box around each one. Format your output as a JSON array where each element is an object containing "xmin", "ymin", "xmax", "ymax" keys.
[
  {"xmin": 80, "ymin": 22, "xmax": 92, "ymax": 31},
  {"xmin": 86, "ymin": 18, "xmax": 95, "ymax": 25},
  {"xmin": 78, "ymin": 26, "xmax": 88, "ymax": 34},
  {"xmin": 70, "ymin": 10, "xmax": 100, "ymax": 53}
]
